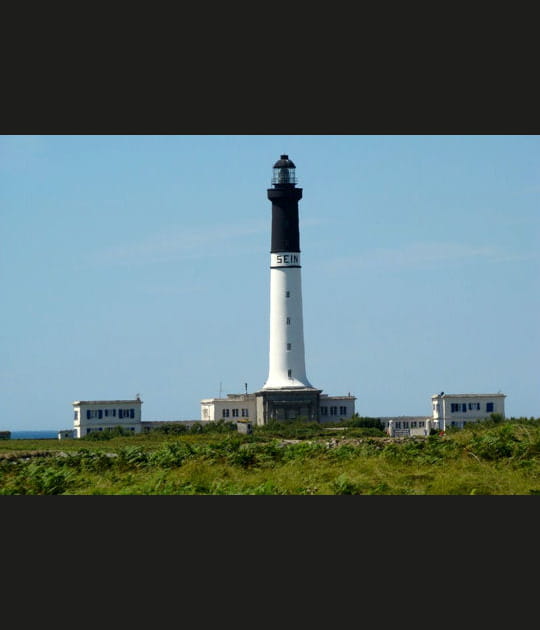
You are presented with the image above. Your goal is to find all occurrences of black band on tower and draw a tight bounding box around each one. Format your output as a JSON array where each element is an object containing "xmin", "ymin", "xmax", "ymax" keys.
[{"xmin": 268, "ymin": 154, "xmax": 303, "ymax": 253}]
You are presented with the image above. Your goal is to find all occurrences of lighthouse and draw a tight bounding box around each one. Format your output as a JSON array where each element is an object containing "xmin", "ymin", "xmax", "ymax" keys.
[
  {"xmin": 200, "ymin": 154, "xmax": 356, "ymax": 426},
  {"xmin": 255, "ymin": 155, "xmax": 322, "ymax": 424}
]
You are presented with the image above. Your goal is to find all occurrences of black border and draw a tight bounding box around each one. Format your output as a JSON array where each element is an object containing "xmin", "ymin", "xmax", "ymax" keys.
[{"xmin": 3, "ymin": 44, "xmax": 539, "ymax": 134}]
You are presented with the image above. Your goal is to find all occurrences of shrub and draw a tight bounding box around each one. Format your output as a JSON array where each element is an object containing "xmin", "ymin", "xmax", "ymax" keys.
[
  {"xmin": 147, "ymin": 442, "xmax": 194, "ymax": 468},
  {"xmin": 116, "ymin": 446, "xmax": 149, "ymax": 467},
  {"xmin": 227, "ymin": 448, "xmax": 257, "ymax": 468},
  {"xmin": 83, "ymin": 426, "xmax": 132, "ymax": 440},
  {"xmin": 468, "ymin": 425, "xmax": 525, "ymax": 460},
  {"xmin": 14, "ymin": 462, "xmax": 74, "ymax": 495},
  {"xmin": 282, "ymin": 441, "xmax": 326, "ymax": 461},
  {"xmin": 256, "ymin": 420, "xmax": 326, "ymax": 440},
  {"xmin": 151, "ymin": 423, "xmax": 188, "ymax": 435},
  {"xmin": 344, "ymin": 415, "xmax": 384, "ymax": 430},
  {"xmin": 331, "ymin": 474, "xmax": 360, "ymax": 495}
]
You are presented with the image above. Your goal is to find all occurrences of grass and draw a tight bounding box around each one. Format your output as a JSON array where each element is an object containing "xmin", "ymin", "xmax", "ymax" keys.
[{"xmin": 1, "ymin": 418, "xmax": 539, "ymax": 494}]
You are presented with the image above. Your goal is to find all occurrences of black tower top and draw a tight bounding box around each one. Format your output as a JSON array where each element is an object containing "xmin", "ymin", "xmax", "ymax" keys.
[{"xmin": 268, "ymin": 154, "xmax": 303, "ymax": 253}]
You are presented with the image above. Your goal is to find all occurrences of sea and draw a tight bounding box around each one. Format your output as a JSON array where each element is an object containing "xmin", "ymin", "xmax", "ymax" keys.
[{"xmin": 9, "ymin": 430, "xmax": 59, "ymax": 440}]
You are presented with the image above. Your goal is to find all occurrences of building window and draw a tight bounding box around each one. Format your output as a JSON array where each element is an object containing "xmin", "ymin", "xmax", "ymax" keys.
[
  {"xmin": 241, "ymin": 408, "xmax": 249, "ymax": 417},
  {"xmin": 232, "ymin": 409, "xmax": 239, "ymax": 417},
  {"xmin": 486, "ymin": 402, "xmax": 494, "ymax": 412},
  {"xmin": 330, "ymin": 406, "xmax": 338, "ymax": 416},
  {"xmin": 320, "ymin": 406, "xmax": 328, "ymax": 415},
  {"xmin": 395, "ymin": 422, "xmax": 401, "ymax": 429},
  {"xmin": 411, "ymin": 421, "xmax": 417, "ymax": 428},
  {"xmin": 462, "ymin": 404, "xmax": 467, "ymax": 413},
  {"xmin": 74, "ymin": 411, "xmax": 78, "ymax": 420},
  {"xmin": 419, "ymin": 421, "xmax": 425, "ymax": 427},
  {"xmin": 287, "ymin": 343, "xmax": 291, "ymax": 350},
  {"xmin": 286, "ymin": 291, "xmax": 290, "ymax": 298},
  {"xmin": 222, "ymin": 409, "xmax": 230, "ymax": 418},
  {"xmin": 288, "ymin": 369, "xmax": 292, "ymax": 378},
  {"xmin": 286, "ymin": 317, "xmax": 291, "ymax": 325},
  {"xmin": 339, "ymin": 406, "xmax": 347, "ymax": 415},
  {"xmin": 403, "ymin": 421, "xmax": 409, "ymax": 428},
  {"xmin": 451, "ymin": 421, "xmax": 457, "ymax": 427},
  {"xmin": 450, "ymin": 403, "xmax": 459, "ymax": 413}
]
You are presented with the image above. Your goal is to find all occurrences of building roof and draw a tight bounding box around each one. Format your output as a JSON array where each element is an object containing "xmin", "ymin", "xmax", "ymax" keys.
[
  {"xmin": 431, "ymin": 393, "xmax": 506, "ymax": 398},
  {"xmin": 273, "ymin": 154, "xmax": 296, "ymax": 169},
  {"xmin": 72, "ymin": 399, "xmax": 143, "ymax": 405}
]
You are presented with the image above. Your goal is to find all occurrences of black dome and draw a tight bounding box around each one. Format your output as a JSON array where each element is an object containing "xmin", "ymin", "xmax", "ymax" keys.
[{"xmin": 273, "ymin": 154, "xmax": 296, "ymax": 169}]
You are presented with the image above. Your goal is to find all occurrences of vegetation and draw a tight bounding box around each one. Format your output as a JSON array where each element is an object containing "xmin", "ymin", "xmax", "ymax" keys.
[{"xmin": 1, "ymin": 417, "xmax": 539, "ymax": 495}]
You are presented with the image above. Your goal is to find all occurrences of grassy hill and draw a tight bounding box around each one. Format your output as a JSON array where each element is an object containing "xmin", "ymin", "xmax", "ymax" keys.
[{"xmin": 1, "ymin": 417, "xmax": 539, "ymax": 494}]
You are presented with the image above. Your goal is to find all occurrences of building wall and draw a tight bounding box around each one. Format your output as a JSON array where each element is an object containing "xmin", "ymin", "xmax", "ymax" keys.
[
  {"xmin": 72, "ymin": 399, "xmax": 143, "ymax": 438},
  {"xmin": 201, "ymin": 393, "xmax": 355, "ymax": 425},
  {"xmin": 383, "ymin": 417, "xmax": 432, "ymax": 437},
  {"xmin": 58, "ymin": 430, "xmax": 75, "ymax": 440},
  {"xmin": 200, "ymin": 395, "xmax": 256, "ymax": 423},
  {"xmin": 431, "ymin": 393, "xmax": 506, "ymax": 430},
  {"xmin": 319, "ymin": 395, "xmax": 356, "ymax": 423}
]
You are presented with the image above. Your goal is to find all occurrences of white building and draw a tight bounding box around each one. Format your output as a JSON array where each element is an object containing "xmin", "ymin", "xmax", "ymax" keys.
[
  {"xmin": 201, "ymin": 394, "xmax": 256, "ymax": 423},
  {"xmin": 57, "ymin": 429, "xmax": 75, "ymax": 440},
  {"xmin": 200, "ymin": 392, "xmax": 356, "ymax": 425},
  {"xmin": 72, "ymin": 398, "xmax": 143, "ymax": 438},
  {"xmin": 318, "ymin": 394, "xmax": 356, "ymax": 423},
  {"xmin": 382, "ymin": 416, "xmax": 431, "ymax": 437},
  {"xmin": 431, "ymin": 392, "xmax": 506, "ymax": 431}
]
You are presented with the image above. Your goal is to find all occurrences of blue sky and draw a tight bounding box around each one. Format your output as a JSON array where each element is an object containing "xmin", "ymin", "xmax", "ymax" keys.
[{"xmin": 1, "ymin": 135, "xmax": 539, "ymax": 430}]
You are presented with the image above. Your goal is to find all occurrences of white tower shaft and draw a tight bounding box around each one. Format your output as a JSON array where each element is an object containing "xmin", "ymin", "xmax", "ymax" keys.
[{"xmin": 263, "ymin": 252, "xmax": 312, "ymax": 389}]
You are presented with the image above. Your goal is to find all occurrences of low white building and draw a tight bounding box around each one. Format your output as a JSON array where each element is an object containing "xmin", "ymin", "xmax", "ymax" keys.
[
  {"xmin": 318, "ymin": 394, "xmax": 356, "ymax": 423},
  {"xmin": 201, "ymin": 393, "xmax": 256, "ymax": 423},
  {"xmin": 58, "ymin": 429, "xmax": 75, "ymax": 440},
  {"xmin": 72, "ymin": 398, "xmax": 143, "ymax": 438},
  {"xmin": 431, "ymin": 392, "xmax": 506, "ymax": 431},
  {"xmin": 382, "ymin": 416, "xmax": 431, "ymax": 437},
  {"xmin": 200, "ymin": 392, "xmax": 356, "ymax": 425}
]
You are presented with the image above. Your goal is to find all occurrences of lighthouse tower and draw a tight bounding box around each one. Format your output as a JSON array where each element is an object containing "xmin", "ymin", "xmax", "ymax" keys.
[{"xmin": 255, "ymin": 155, "xmax": 321, "ymax": 424}]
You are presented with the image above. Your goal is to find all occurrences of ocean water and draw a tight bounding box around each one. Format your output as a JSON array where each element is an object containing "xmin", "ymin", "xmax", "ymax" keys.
[{"xmin": 9, "ymin": 430, "xmax": 59, "ymax": 440}]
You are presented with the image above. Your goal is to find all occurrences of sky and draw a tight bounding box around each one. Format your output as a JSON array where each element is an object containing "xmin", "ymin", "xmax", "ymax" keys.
[{"xmin": 1, "ymin": 134, "xmax": 539, "ymax": 430}]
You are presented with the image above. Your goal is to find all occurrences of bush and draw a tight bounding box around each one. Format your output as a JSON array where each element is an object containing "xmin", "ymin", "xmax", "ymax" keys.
[
  {"xmin": 256, "ymin": 420, "xmax": 326, "ymax": 439},
  {"xmin": 151, "ymin": 423, "xmax": 188, "ymax": 435},
  {"xmin": 8, "ymin": 462, "xmax": 75, "ymax": 495},
  {"xmin": 468, "ymin": 424, "xmax": 525, "ymax": 460},
  {"xmin": 147, "ymin": 442, "xmax": 194, "ymax": 468},
  {"xmin": 83, "ymin": 426, "xmax": 132, "ymax": 440},
  {"xmin": 331, "ymin": 474, "xmax": 360, "ymax": 495},
  {"xmin": 116, "ymin": 446, "xmax": 149, "ymax": 467},
  {"xmin": 344, "ymin": 415, "xmax": 384, "ymax": 430}
]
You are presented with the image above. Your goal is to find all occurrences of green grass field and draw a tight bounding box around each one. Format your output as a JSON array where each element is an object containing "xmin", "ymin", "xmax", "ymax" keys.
[{"xmin": 1, "ymin": 418, "xmax": 539, "ymax": 494}]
